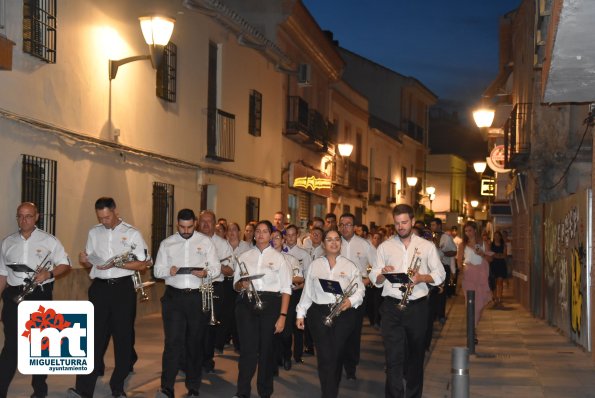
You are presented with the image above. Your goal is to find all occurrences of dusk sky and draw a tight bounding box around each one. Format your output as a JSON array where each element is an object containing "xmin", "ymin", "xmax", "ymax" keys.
[{"xmin": 302, "ymin": 0, "xmax": 520, "ymax": 110}]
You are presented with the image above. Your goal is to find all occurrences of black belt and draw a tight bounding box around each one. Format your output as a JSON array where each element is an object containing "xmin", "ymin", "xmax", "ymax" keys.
[
  {"xmin": 7, "ymin": 282, "xmax": 53, "ymax": 291},
  {"xmin": 167, "ymin": 285, "xmax": 201, "ymax": 294},
  {"xmin": 224, "ymin": 276, "xmax": 234, "ymax": 281},
  {"xmin": 94, "ymin": 276, "xmax": 130, "ymax": 285},
  {"xmin": 386, "ymin": 295, "xmax": 428, "ymax": 306}
]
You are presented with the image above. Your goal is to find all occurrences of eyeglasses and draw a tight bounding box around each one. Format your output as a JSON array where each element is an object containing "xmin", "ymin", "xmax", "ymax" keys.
[
  {"xmin": 324, "ymin": 237, "xmax": 341, "ymax": 243},
  {"xmin": 16, "ymin": 215, "xmax": 35, "ymax": 220},
  {"xmin": 338, "ymin": 223, "xmax": 353, "ymax": 228}
]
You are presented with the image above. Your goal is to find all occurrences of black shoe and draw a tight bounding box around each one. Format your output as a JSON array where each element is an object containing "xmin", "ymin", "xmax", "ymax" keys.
[
  {"xmin": 294, "ymin": 358, "xmax": 304, "ymax": 364},
  {"xmin": 283, "ymin": 359, "xmax": 292, "ymax": 371},
  {"xmin": 186, "ymin": 389, "xmax": 200, "ymax": 398},
  {"xmin": 30, "ymin": 394, "xmax": 47, "ymax": 398},
  {"xmin": 303, "ymin": 347, "xmax": 315, "ymax": 356},
  {"xmin": 273, "ymin": 367, "xmax": 279, "ymax": 377},
  {"xmin": 66, "ymin": 388, "xmax": 84, "ymax": 398},
  {"xmin": 346, "ymin": 373, "xmax": 357, "ymax": 381},
  {"xmin": 157, "ymin": 387, "xmax": 174, "ymax": 398}
]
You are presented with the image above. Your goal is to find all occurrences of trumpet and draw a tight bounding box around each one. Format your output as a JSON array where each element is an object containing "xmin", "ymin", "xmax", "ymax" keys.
[
  {"xmin": 132, "ymin": 271, "xmax": 155, "ymax": 302},
  {"xmin": 97, "ymin": 244, "xmax": 138, "ymax": 270},
  {"xmin": 237, "ymin": 259, "xmax": 264, "ymax": 311},
  {"xmin": 397, "ymin": 248, "xmax": 421, "ymax": 311},
  {"xmin": 201, "ymin": 273, "xmax": 219, "ymax": 326},
  {"xmin": 14, "ymin": 252, "xmax": 52, "ymax": 304},
  {"xmin": 323, "ymin": 276, "xmax": 358, "ymax": 327}
]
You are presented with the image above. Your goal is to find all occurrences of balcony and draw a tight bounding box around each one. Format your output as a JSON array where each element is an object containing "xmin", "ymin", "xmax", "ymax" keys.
[
  {"xmin": 331, "ymin": 159, "xmax": 368, "ymax": 193},
  {"xmin": 402, "ymin": 119, "xmax": 424, "ymax": 143},
  {"xmin": 285, "ymin": 96, "xmax": 332, "ymax": 152},
  {"xmin": 207, "ymin": 108, "xmax": 235, "ymax": 162},
  {"xmin": 504, "ymin": 103, "xmax": 531, "ymax": 169}
]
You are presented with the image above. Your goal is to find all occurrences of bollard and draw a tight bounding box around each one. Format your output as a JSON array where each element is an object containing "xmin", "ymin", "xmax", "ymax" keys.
[
  {"xmin": 451, "ymin": 347, "xmax": 469, "ymax": 398},
  {"xmin": 466, "ymin": 290, "xmax": 475, "ymax": 355}
]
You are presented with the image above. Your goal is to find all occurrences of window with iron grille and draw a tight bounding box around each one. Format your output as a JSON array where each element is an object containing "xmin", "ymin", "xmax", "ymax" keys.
[
  {"xmin": 21, "ymin": 154, "xmax": 57, "ymax": 235},
  {"xmin": 400, "ymin": 167, "xmax": 407, "ymax": 197},
  {"xmin": 0, "ymin": 0, "xmax": 6, "ymax": 32},
  {"xmin": 151, "ymin": 182, "xmax": 174, "ymax": 262},
  {"xmin": 246, "ymin": 196, "xmax": 260, "ymax": 225},
  {"xmin": 23, "ymin": 0, "xmax": 56, "ymax": 63},
  {"xmin": 248, "ymin": 89, "xmax": 262, "ymax": 136},
  {"xmin": 156, "ymin": 42, "xmax": 177, "ymax": 102}
]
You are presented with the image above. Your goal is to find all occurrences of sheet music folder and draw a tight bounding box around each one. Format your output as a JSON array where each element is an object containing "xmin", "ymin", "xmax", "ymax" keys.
[
  {"xmin": 238, "ymin": 273, "xmax": 265, "ymax": 282},
  {"xmin": 383, "ymin": 273, "xmax": 409, "ymax": 284},
  {"xmin": 175, "ymin": 267, "xmax": 204, "ymax": 275},
  {"xmin": 318, "ymin": 278, "xmax": 343, "ymax": 295},
  {"xmin": 6, "ymin": 263, "xmax": 35, "ymax": 273}
]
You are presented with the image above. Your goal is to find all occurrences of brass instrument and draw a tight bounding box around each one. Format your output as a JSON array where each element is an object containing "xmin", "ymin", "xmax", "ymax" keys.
[
  {"xmin": 397, "ymin": 248, "xmax": 421, "ymax": 311},
  {"xmin": 14, "ymin": 252, "xmax": 52, "ymax": 304},
  {"xmin": 97, "ymin": 244, "xmax": 138, "ymax": 270},
  {"xmin": 237, "ymin": 259, "xmax": 264, "ymax": 311},
  {"xmin": 323, "ymin": 276, "xmax": 358, "ymax": 327},
  {"xmin": 132, "ymin": 271, "xmax": 154, "ymax": 302},
  {"xmin": 201, "ymin": 273, "xmax": 219, "ymax": 326}
]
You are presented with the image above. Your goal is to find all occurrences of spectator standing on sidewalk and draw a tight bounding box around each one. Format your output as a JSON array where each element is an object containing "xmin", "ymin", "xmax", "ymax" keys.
[{"xmin": 490, "ymin": 231, "xmax": 508, "ymax": 307}]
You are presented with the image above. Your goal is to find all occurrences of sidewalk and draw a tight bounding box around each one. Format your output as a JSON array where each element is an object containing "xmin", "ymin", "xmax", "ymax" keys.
[{"xmin": 423, "ymin": 286, "xmax": 595, "ymax": 398}]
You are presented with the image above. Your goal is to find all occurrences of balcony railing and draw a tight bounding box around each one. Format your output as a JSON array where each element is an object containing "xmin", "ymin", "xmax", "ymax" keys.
[
  {"xmin": 402, "ymin": 119, "xmax": 424, "ymax": 143},
  {"xmin": 286, "ymin": 96, "xmax": 332, "ymax": 151},
  {"xmin": 348, "ymin": 161, "xmax": 369, "ymax": 192},
  {"xmin": 207, "ymin": 108, "xmax": 235, "ymax": 162},
  {"xmin": 504, "ymin": 103, "xmax": 532, "ymax": 168}
]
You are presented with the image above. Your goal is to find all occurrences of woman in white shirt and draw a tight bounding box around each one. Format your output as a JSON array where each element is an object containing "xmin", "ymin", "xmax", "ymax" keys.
[
  {"xmin": 233, "ymin": 220, "xmax": 291, "ymax": 398},
  {"xmin": 456, "ymin": 221, "xmax": 492, "ymax": 343},
  {"xmin": 296, "ymin": 229, "xmax": 364, "ymax": 398}
]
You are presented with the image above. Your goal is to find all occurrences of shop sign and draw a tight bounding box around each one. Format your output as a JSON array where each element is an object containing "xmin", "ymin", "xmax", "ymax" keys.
[
  {"xmin": 487, "ymin": 145, "xmax": 510, "ymax": 173},
  {"xmin": 289, "ymin": 163, "xmax": 332, "ymax": 197}
]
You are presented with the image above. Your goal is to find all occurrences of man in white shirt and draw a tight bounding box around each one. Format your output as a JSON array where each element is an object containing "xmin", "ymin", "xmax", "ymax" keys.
[
  {"xmin": 369, "ymin": 204, "xmax": 445, "ymax": 398},
  {"xmin": 154, "ymin": 209, "xmax": 220, "ymax": 398},
  {"xmin": 0, "ymin": 202, "xmax": 71, "ymax": 398},
  {"xmin": 300, "ymin": 217, "xmax": 324, "ymax": 250},
  {"xmin": 198, "ymin": 210, "xmax": 233, "ymax": 374},
  {"xmin": 430, "ymin": 218, "xmax": 457, "ymax": 325},
  {"xmin": 69, "ymin": 197, "xmax": 150, "ymax": 398},
  {"xmin": 338, "ymin": 213, "xmax": 377, "ymax": 380}
]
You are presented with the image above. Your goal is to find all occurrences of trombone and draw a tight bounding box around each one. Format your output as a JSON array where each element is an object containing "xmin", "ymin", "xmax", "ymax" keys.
[
  {"xmin": 237, "ymin": 259, "xmax": 264, "ymax": 311},
  {"xmin": 323, "ymin": 276, "xmax": 358, "ymax": 327}
]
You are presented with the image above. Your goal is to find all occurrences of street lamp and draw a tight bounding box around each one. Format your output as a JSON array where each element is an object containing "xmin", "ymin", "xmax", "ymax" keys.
[
  {"xmin": 425, "ymin": 186, "xmax": 436, "ymax": 211},
  {"xmin": 406, "ymin": 176, "xmax": 418, "ymax": 207},
  {"xmin": 337, "ymin": 143, "xmax": 354, "ymax": 157},
  {"xmin": 472, "ymin": 102, "xmax": 495, "ymax": 128},
  {"xmin": 473, "ymin": 161, "xmax": 487, "ymax": 175},
  {"xmin": 470, "ymin": 200, "xmax": 479, "ymax": 208}
]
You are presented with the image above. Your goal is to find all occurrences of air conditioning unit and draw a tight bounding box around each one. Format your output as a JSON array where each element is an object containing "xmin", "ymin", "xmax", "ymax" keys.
[{"xmin": 297, "ymin": 63, "xmax": 311, "ymax": 86}]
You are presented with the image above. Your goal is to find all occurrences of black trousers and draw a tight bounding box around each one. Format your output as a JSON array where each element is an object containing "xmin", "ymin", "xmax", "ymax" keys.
[
  {"xmin": 161, "ymin": 287, "xmax": 207, "ymax": 392},
  {"xmin": 380, "ymin": 296, "xmax": 429, "ymax": 398},
  {"xmin": 203, "ymin": 281, "xmax": 224, "ymax": 368},
  {"xmin": 342, "ymin": 304, "xmax": 364, "ymax": 377},
  {"xmin": 279, "ymin": 288, "xmax": 301, "ymax": 362},
  {"xmin": 436, "ymin": 264, "xmax": 451, "ymax": 320},
  {"xmin": 365, "ymin": 285, "xmax": 384, "ymax": 326},
  {"xmin": 75, "ymin": 277, "xmax": 136, "ymax": 397},
  {"xmin": 307, "ymin": 303, "xmax": 357, "ymax": 398},
  {"xmin": 215, "ymin": 278, "xmax": 239, "ymax": 351},
  {"xmin": 0, "ymin": 283, "xmax": 53, "ymax": 398},
  {"xmin": 235, "ymin": 293, "xmax": 281, "ymax": 398}
]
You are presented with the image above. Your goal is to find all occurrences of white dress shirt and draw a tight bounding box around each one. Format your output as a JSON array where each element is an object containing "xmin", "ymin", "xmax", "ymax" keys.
[
  {"xmin": 340, "ymin": 235, "xmax": 377, "ymax": 277},
  {"xmin": 286, "ymin": 244, "xmax": 311, "ymax": 276},
  {"xmin": 296, "ymin": 255, "xmax": 365, "ymax": 319},
  {"xmin": 369, "ymin": 234, "xmax": 445, "ymax": 301},
  {"xmin": 234, "ymin": 246, "xmax": 292, "ymax": 295},
  {"xmin": 153, "ymin": 231, "xmax": 221, "ymax": 289},
  {"xmin": 437, "ymin": 232, "xmax": 457, "ymax": 268},
  {"xmin": 211, "ymin": 234, "xmax": 233, "ymax": 282},
  {"xmin": 0, "ymin": 228, "xmax": 70, "ymax": 286},
  {"xmin": 231, "ymin": 240, "xmax": 251, "ymax": 270},
  {"xmin": 86, "ymin": 220, "xmax": 148, "ymax": 279}
]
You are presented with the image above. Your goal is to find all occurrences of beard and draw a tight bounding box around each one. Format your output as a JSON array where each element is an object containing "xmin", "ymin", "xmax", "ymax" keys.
[
  {"xmin": 397, "ymin": 229, "xmax": 412, "ymax": 239},
  {"xmin": 180, "ymin": 232, "xmax": 193, "ymax": 240}
]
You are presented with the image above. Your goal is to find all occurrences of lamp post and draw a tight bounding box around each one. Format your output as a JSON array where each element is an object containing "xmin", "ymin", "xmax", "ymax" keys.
[{"xmin": 426, "ymin": 186, "xmax": 436, "ymax": 211}]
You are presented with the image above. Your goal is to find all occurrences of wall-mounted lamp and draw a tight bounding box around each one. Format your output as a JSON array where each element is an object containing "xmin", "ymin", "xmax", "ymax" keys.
[
  {"xmin": 337, "ymin": 143, "xmax": 354, "ymax": 157},
  {"xmin": 406, "ymin": 176, "xmax": 418, "ymax": 187},
  {"xmin": 109, "ymin": 16, "xmax": 175, "ymax": 80},
  {"xmin": 425, "ymin": 186, "xmax": 436, "ymax": 195},
  {"xmin": 470, "ymin": 200, "xmax": 479, "ymax": 208},
  {"xmin": 473, "ymin": 161, "xmax": 487, "ymax": 175},
  {"xmin": 472, "ymin": 99, "xmax": 495, "ymax": 128}
]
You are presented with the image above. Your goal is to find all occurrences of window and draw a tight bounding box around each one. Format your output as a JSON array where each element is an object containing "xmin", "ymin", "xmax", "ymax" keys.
[
  {"xmin": 0, "ymin": 0, "xmax": 6, "ymax": 32},
  {"xmin": 388, "ymin": 182, "xmax": 397, "ymax": 204},
  {"xmin": 287, "ymin": 194, "xmax": 298, "ymax": 225},
  {"xmin": 248, "ymin": 90, "xmax": 262, "ymax": 136},
  {"xmin": 156, "ymin": 42, "xmax": 177, "ymax": 102},
  {"xmin": 23, "ymin": 0, "xmax": 57, "ymax": 63},
  {"xmin": 21, "ymin": 154, "xmax": 57, "ymax": 234},
  {"xmin": 246, "ymin": 196, "xmax": 260, "ymax": 225},
  {"xmin": 151, "ymin": 182, "xmax": 174, "ymax": 262},
  {"xmin": 400, "ymin": 167, "xmax": 407, "ymax": 197}
]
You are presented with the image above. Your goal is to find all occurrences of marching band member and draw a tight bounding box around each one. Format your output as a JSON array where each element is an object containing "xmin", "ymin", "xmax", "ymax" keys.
[
  {"xmin": 0, "ymin": 202, "xmax": 70, "ymax": 398},
  {"xmin": 69, "ymin": 197, "xmax": 150, "ymax": 398},
  {"xmin": 369, "ymin": 204, "xmax": 445, "ymax": 398},
  {"xmin": 338, "ymin": 213, "xmax": 377, "ymax": 380},
  {"xmin": 216, "ymin": 222, "xmax": 251, "ymax": 354},
  {"xmin": 154, "ymin": 209, "xmax": 220, "ymax": 398},
  {"xmin": 197, "ymin": 210, "xmax": 233, "ymax": 374},
  {"xmin": 283, "ymin": 225, "xmax": 310, "ymax": 366},
  {"xmin": 232, "ymin": 221, "xmax": 291, "ymax": 398},
  {"xmin": 296, "ymin": 229, "xmax": 364, "ymax": 398}
]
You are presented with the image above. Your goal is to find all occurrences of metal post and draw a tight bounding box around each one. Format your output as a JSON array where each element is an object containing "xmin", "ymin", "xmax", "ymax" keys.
[
  {"xmin": 466, "ymin": 290, "xmax": 475, "ymax": 355},
  {"xmin": 451, "ymin": 347, "xmax": 469, "ymax": 398}
]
